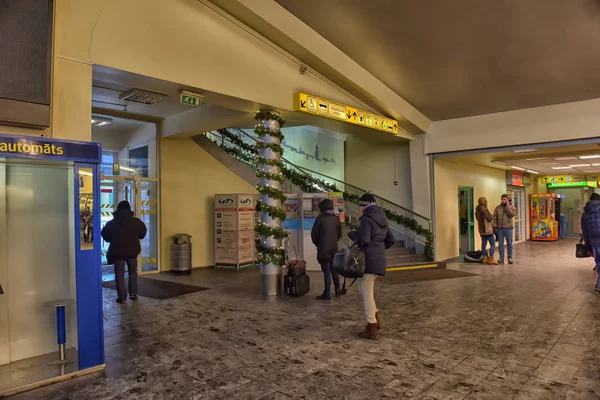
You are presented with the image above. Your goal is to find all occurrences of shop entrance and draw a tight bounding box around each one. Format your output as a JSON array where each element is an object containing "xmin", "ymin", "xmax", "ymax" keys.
[
  {"xmin": 507, "ymin": 187, "xmax": 527, "ymax": 242},
  {"xmin": 100, "ymin": 176, "xmax": 159, "ymax": 279},
  {"xmin": 458, "ymin": 186, "xmax": 475, "ymax": 254}
]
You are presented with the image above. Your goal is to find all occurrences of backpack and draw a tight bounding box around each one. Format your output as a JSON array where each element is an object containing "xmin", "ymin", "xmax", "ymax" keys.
[
  {"xmin": 464, "ymin": 250, "xmax": 483, "ymax": 263},
  {"xmin": 332, "ymin": 244, "xmax": 365, "ymax": 294}
]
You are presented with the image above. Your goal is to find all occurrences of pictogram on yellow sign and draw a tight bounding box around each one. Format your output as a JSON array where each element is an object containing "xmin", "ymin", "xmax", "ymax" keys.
[{"xmin": 295, "ymin": 92, "xmax": 398, "ymax": 134}]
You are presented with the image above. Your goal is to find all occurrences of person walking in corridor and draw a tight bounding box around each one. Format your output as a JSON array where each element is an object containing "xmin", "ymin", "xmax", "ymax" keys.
[
  {"xmin": 349, "ymin": 193, "xmax": 395, "ymax": 340},
  {"xmin": 475, "ymin": 197, "xmax": 498, "ymax": 265},
  {"xmin": 101, "ymin": 201, "xmax": 147, "ymax": 304},
  {"xmin": 581, "ymin": 193, "xmax": 600, "ymax": 292},
  {"xmin": 311, "ymin": 198, "xmax": 342, "ymax": 300},
  {"xmin": 494, "ymin": 194, "xmax": 516, "ymax": 264}
]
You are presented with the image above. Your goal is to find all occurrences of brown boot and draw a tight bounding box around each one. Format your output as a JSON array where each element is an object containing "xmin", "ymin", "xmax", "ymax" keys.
[
  {"xmin": 375, "ymin": 311, "xmax": 383, "ymax": 330},
  {"xmin": 489, "ymin": 257, "xmax": 499, "ymax": 265},
  {"xmin": 482, "ymin": 256, "xmax": 490, "ymax": 265},
  {"xmin": 358, "ymin": 323, "xmax": 379, "ymax": 340}
]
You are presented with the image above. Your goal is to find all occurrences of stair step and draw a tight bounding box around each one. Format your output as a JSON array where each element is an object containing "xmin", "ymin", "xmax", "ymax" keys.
[
  {"xmin": 386, "ymin": 247, "xmax": 416, "ymax": 256},
  {"xmin": 386, "ymin": 254, "xmax": 428, "ymax": 265}
]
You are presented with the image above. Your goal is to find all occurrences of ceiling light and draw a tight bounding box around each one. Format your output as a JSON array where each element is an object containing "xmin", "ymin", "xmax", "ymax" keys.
[
  {"xmin": 569, "ymin": 164, "xmax": 591, "ymax": 167},
  {"xmin": 552, "ymin": 167, "xmax": 573, "ymax": 170},
  {"xmin": 120, "ymin": 89, "xmax": 166, "ymax": 105},
  {"xmin": 526, "ymin": 170, "xmax": 539, "ymax": 174},
  {"xmin": 592, "ymin": 164, "xmax": 600, "ymax": 167},
  {"xmin": 540, "ymin": 162, "xmax": 561, "ymax": 165},
  {"xmin": 580, "ymin": 155, "xmax": 600, "ymax": 159},
  {"xmin": 525, "ymin": 157, "xmax": 549, "ymax": 161},
  {"xmin": 491, "ymin": 161, "xmax": 508, "ymax": 166},
  {"xmin": 554, "ymin": 156, "xmax": 578, "ymax": 161},
  {"xmin": 91, "ymin": 116, "xmax": 112, "ymax": 127},
  {"xmin": 511, "ymin": 149, "xmax": 537, "ymax": 154},
  {"xmin": 511, "ymin": 166, "xmax": 526, "ymax": 171}
]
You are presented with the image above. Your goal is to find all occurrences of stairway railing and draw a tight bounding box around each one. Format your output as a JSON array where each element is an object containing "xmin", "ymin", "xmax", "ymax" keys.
[{"xmin": 203, "ymin": 128, "xmax": 434, "ymax": 260}]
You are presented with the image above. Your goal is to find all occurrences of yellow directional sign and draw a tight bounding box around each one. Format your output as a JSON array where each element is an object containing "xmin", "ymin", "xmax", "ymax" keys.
[
  {"xmin": 541, "ymin": 174, "xmax": 600, "ymax": 184},
  {"xmin": 295, "ymin": 92, "xmax": 399, "ymax": 134}
]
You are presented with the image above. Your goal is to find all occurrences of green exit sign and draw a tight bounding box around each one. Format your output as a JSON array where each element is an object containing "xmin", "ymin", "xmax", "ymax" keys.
[{"xmin": 180, "ymin": 91, "xmax": 203, "ymax": 107}]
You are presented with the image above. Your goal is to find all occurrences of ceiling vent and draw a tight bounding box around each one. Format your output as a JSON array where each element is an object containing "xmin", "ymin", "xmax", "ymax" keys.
[{"xmin": 120, "ymin": 89, "xmax": 166, "ymax": 105}]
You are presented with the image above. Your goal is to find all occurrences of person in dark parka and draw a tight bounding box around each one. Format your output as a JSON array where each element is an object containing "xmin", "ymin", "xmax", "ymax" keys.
[
  {"xmin": 582, "ymin": 192, "xmax": 600, "ymax": 292},
  {"xmin": 349, "ymin": 193, "xmax": 395, "ymax": 340},
  {"xmin": 101, "ymin": 201, "xmax": 147, "ymax": 304},
  {"xmin": 311, "ymin": 198, "xmax": 342, "ymax": 300}
]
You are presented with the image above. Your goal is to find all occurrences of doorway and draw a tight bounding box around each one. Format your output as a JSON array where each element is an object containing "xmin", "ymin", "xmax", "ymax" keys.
[
  {"xmin": 507, "ymin": 187, "xmax": 527, "ymax": 243},
  {"xmin": 99, "ymin": 175, "xmax": 159, "ymax": 281},
  {"xmin": 458, "ymin": 186, "xmax": 475, "ymax": 254}
]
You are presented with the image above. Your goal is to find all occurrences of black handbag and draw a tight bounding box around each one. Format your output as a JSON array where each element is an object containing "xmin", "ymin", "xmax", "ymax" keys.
[
  {"xmin": 333, "ymin": 244, "xmax": 366, "ymax": 294},
  {"xmin": 576, "ymin": 237, "xmax": 591, "ymax": 258}
]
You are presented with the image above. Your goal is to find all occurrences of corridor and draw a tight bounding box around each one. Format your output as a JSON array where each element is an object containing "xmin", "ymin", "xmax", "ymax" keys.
[{"xmin": 9, "ymin": 239, "xmax": 600, "ymax": 399}]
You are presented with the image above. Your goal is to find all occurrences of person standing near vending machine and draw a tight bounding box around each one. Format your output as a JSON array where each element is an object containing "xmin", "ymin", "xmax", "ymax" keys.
[{"xmin": 494, "ymin": 194, "xmax": 516, "ymax": 265}]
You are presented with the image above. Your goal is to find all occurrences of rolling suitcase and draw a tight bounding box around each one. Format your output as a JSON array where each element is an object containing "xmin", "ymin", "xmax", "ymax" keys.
[{"xmin": 284, "ymin": 270, "xmax": 310, "ymax": 297}]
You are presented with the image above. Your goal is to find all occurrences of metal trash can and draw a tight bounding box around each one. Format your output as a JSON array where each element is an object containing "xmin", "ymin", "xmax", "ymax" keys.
[{"xmin": 172, "ymin": 234, "xmax": 192, "ymax": 274}]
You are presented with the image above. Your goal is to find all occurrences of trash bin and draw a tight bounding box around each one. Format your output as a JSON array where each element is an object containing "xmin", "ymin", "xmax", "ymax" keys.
[{"xmin": 172, "ymin": 234, "xmax": 192, "ymax": 274}]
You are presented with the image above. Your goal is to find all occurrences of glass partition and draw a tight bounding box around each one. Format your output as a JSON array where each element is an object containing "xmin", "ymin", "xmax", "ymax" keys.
[{"xmin": 0, "ymin": 160, "xmax": 78, "ymax": 392}]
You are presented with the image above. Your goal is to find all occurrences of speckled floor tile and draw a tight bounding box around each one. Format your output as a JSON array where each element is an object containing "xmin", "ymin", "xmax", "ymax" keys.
[{"xmin": 7, "ymin": 239, "xmax": 600, "ymax": 399}]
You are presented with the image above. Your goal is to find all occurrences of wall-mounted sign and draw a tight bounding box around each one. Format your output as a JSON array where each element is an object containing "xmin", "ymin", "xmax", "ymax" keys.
[
  {"xmin": 0, "ymin": 134, "xmax": 101, "ymax": 163},
  {"xmin": 180, "ymin": 90, "xmax": 203, "ymax": 107},
  {"xmin": 547, "ymin": 181, "xmax": 598, "ymax": 188},
  {"xmin": 541, "ymin": 174, "xmax": 599, "ymax": 184},
  {"xmin": 294, "ymin": 92, "xmax": 399, "ymax": 134},
  {"xmin": 506, "ymin": 170, "xmax": 531, "ymax": 187}
]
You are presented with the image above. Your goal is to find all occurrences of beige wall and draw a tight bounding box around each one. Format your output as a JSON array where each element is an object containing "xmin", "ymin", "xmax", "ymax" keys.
[
  {"xmin": 160, "ymin": 138, "xmax": 256, "ymax": 270},
  {"xmin": 345, "ymin": 136, "xmax": 413, "ymax": 209},
  {"xmin": 426, "ymin": 98, "xmax": 600, "ymax": 155},
  {"xmin": 434, "ymin": 159, "xmax": 507, "ymax": 261}
]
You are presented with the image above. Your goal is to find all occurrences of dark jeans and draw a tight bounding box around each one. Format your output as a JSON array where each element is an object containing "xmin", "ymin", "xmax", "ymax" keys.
[
  {"xmin": 114, "ymin": 258, "xmax": 138, "ymax": 301},
  {"xmin": 320, "ymin": 260, "xmax": 340, "ymax": 298}
]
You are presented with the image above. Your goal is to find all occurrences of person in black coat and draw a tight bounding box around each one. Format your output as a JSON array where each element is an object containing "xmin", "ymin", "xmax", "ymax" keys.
[
  {"xmin": 101, "ymin": 201, "xmax": 147, "ymax": 304},
  {"xmin": 582, "ymin": 192, "xmax": 600, "ymax": 292},
  {"xmin": 311, "ymin": 199, "xmax": 342, "ymax": 300},
  {"xmin": 349, "ymin": 193, "xmax": 395, "ymax": 340}
]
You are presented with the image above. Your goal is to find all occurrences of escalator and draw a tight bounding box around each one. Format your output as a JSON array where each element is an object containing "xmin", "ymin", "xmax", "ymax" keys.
[{"xmin": 194, "ymin": 128, "xmax": 435, "ymax": 264}]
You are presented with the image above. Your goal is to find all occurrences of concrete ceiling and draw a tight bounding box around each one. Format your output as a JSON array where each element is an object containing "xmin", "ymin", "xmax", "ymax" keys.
[{"xmin": 276, "ymin": 0, "xmax": 600, "ymax": 121}]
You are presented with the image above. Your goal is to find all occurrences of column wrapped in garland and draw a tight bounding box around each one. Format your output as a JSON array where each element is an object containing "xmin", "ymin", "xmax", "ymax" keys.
[{"xmin": 254, "ymin": 111, "xmax": 287, "ymax": 296}]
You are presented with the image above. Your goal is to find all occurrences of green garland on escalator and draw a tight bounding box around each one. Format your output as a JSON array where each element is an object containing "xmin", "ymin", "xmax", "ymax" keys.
[{"xmin": 215, "ymin": 129, "xmax": 435, "ymax": 261}]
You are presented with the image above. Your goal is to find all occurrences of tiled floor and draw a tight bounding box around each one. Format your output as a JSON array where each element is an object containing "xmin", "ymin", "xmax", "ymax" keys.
[{"xmin": 7, "ymin": 239, "xmax": 600, "ymax": 399}]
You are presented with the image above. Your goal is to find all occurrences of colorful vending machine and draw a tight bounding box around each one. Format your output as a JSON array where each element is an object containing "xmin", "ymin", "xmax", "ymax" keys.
[{"xmin": 530, "ymin": 193, "xmax": 559, "ymax": 241}]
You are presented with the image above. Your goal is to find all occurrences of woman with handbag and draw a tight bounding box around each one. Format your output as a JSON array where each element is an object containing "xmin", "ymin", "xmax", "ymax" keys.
[
  {"xmin": 581, "ymin": 193, "xmax": 600, "ymax": 292},
  {"xmin": 349, "ymin": 193, "xmax": 395, "ymax": 340}
]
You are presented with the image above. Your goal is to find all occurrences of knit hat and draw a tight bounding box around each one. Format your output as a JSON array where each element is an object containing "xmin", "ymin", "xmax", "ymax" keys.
[
  {"xmin": 591, "ymin": 193, "xmax": 600, "ymax": 201},
  {"xmin": 117, "ymin": 200, "xmax": 132, "ymax": 211},
  {"xmin": 318, "ymin": 198, "xmax": 334, "ymax": 211},
  {"xmin": 358, "ymin": 193, "xmax": 377, "ymax": 207}
]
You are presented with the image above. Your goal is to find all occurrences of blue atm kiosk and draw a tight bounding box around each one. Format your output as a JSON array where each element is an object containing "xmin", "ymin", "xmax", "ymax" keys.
[{"xmin": 0, "ymin": 135, "xmax": 104, "ymax": 395}]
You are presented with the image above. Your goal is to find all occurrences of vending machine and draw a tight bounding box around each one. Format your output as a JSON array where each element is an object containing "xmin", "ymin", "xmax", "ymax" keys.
[{"xmin": 530, "ymin": 193, "xmax": 559, "ymax": 241}]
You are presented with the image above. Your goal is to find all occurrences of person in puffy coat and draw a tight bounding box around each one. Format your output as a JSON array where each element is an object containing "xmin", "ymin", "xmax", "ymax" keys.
[
  {"xmin": 581, "ymin": 192, "xmax": 600, "ymax": 292},
  {"xmin": 349, "ymin": 193, "xmax": 395, "ymax": 340},
  {"xmin": 101, "ymin": 201, "xmax": 147, "ymax": 304},
  {"xmin": 311, "ymin": 198, "xmax": 342, "ymax": 300}
]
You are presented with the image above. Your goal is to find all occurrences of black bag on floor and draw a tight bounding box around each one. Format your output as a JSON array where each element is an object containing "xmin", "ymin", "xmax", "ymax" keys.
[
  {"xmin": 284, "ymin": 270, "xmax": 310, "ymax": 297},
  {"xmin": 464, "ymin": 250, "xmax": 483, "ymax": 263},
  {"xmin": 576, "ymin": 237, "xmax": 591, "ymax": 258}
]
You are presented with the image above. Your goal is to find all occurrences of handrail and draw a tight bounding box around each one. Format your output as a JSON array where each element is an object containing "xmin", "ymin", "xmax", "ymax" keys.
[
  {"xmin": 230, "ymin": 128, "xmax": 431, "ymax": 226},
  {"xmin": 205, "ymin": 129, "xmax": 433, "ymax": 256}
]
